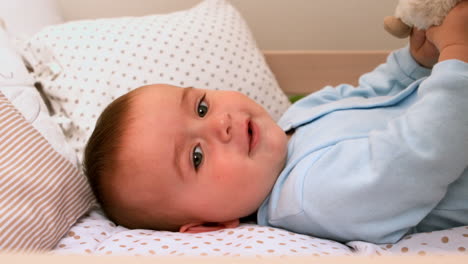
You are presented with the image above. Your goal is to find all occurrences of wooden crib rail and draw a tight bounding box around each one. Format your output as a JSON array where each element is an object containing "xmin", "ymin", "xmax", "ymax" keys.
[{"xmin": 263, "ymin": 50, "xmax": 390, "ymax": 95}]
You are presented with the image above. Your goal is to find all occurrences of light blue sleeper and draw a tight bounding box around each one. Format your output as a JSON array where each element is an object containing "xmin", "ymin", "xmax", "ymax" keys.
[{"xmin": 257, "ymin": 47, "xmax": 468, "ymax": 244}]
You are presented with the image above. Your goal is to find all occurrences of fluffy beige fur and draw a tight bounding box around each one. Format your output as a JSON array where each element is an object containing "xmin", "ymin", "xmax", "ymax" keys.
[{"xmin": 384, "ymin": 0, "xmax": 462, "ymax": 38}]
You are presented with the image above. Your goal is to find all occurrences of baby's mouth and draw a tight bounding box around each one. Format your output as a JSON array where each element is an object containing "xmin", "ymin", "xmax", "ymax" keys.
[
  {"xmin": 248, "ymin": 123, "xmax": 252, "ymax": 146},
  {"xmin": 247, "ymin": 120, "xmax": 258, "ymax": 156}
]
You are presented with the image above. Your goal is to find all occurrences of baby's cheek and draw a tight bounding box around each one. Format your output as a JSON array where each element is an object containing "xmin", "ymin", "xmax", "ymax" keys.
[{"xmin": 211, "ymin": 158, "xmax": 247, "ymax": 182}]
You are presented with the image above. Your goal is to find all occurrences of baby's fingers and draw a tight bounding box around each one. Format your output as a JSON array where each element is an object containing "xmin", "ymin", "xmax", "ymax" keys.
[
  {"xmin": 425, "ymin": 26, "xmax": 438, "ymax": 48},
  {"xmin": 409, "ymin": 28, "xmax": 426, "ymax": 50},
  {"xmin": 409, "ymin": 28, "xmax": 439, "ymax": 68}
]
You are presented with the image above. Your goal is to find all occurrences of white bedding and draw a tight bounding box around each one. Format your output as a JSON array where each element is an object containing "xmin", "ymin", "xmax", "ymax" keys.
[
  {"xmin": 3, "ymin": 0, "xmax": 468, "ymax": 256},
  {"xmin": 52, "ymin": 208, "xmax": 468, "ymax": 257}
]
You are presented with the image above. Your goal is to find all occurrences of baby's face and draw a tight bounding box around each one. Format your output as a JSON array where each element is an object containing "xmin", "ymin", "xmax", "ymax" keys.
[{"xmin": 115, "ymin": 84, "xmax": 288, "ymax": 227}]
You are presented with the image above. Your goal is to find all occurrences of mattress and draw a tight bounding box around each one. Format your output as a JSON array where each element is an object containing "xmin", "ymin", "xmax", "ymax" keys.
[{"xmin": 51, "ymin": 209, "xmax": 468, "ymax": 257}]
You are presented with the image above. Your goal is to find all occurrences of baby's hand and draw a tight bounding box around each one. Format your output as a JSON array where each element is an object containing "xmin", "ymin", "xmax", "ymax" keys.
[
  {"xmin": 426, "ymin": 0, "xmax": 468, "ymax": 63},
  {"xmin": 409, "ymin": 28, "xmax": 439, "ymax": 68}
]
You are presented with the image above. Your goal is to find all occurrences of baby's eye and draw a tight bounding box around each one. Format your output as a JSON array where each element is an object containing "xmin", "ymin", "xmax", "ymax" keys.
[
  {"xmin": 197, "ymin": 94, "xmax": 208, "ymax": 117},
  {"xmin": 192, "ymin": 145, "xmax": 204, "ymax": 170}
]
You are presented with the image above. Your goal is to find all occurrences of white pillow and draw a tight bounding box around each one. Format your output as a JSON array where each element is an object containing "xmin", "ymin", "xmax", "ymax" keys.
[
  {"xmin": 52, "ymin": 209, "xmax": 352, "ymax": 256},
  {"xmin": 52, "ymin": 209, "xmax": 468, "ymax": 256},
  {"xmin": 0, "ymin": 25, "xmax": 33, "ymax": 87},
  {"xmin": 349, "ymin": 226, "xmax": 468, "ymax": 256},
  {"xmin": 0, "ymin": 0, "xmax": 63, "ymax": 38},
  {"xmin": 20, "ymin": 0, "xmax": 291, "ymax": 161},
  {"xmin": 0, "ymin": 27, "xmax": 77, "ymax": 166}
]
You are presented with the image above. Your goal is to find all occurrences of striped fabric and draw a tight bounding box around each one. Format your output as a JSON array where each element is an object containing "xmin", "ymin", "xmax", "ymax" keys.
[{"xmin": 0, "ymin": 91, "xmax": 95, "ymax": 252}]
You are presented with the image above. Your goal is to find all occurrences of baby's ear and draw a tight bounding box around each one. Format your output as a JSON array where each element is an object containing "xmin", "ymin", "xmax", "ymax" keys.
[{"xmin": 179, "ymin": 219, "xmax": 239, "ymax": 233}]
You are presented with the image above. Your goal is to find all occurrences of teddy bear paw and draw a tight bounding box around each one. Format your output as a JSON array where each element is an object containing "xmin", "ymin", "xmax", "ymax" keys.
[{"xmin": 384, "ymin": 16, "xmax": 411, "ymax": 38}]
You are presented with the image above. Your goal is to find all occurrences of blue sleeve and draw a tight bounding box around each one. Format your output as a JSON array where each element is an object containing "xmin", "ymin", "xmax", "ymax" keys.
[
  {"xmin": 298, "ymin": 46, "xmax": 431, "ymax": 107},
  {"xmin": 301, "ymin": 59, "xmax": 468, "ymax": 243}
]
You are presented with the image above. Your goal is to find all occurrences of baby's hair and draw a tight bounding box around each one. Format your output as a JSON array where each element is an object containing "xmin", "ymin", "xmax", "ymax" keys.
[
  {"xmin": 83, "ymin": 90, "xmax": 137, "ymax": 226},
  {"xmin": 83, "ymin": 86, "xmax": 193, "ymax": 231}
]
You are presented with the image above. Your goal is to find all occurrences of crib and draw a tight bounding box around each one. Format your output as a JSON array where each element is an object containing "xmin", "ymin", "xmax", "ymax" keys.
[{"xmin": 1, "ymin": 0, "xmax": 468, "ymax": 263}]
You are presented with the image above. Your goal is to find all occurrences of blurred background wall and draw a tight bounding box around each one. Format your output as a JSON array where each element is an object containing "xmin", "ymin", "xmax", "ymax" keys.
[{"xmin": 57, "ymin": 0, "xmax": 406, "ymax": 50}]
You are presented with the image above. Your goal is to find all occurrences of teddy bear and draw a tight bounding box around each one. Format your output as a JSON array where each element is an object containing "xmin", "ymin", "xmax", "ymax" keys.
[{"xmin": 384, "ymin": 0, "xmax": 463, "ymax": 38}]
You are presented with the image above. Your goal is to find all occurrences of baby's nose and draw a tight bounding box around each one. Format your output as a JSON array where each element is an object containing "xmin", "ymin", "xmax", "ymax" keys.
[{"xmin": 210, "ymin": 113, "xmax": 232, "ymax": 142}]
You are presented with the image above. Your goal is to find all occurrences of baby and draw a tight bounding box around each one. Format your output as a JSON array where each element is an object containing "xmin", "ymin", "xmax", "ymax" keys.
[{"xmin": 84, "ymin": 2, "xmax": 468, "ymax": 244}]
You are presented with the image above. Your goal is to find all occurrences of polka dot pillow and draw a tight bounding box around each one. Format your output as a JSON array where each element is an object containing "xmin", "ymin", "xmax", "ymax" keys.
[
  {"xmin": 20, "ymin": 0, "xmax": 290, "ymax": 161},
  {"xmin": 52, "ymin": 209, "xmax": 353, "ymax": 257},
  {"xmin": 348, "ymin": 226, "xmax": 468, "ymax": 256},
  {"xmin": 52, "ymin": 209, "xmax": 468, "ymax": 256}
]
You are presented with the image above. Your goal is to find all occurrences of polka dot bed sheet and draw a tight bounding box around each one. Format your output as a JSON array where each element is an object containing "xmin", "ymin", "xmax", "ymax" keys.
[{"xmin": 52, "ymin": 209, "xmax": 468, "ymax": 257}]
